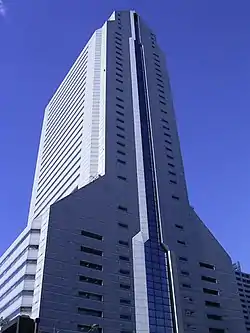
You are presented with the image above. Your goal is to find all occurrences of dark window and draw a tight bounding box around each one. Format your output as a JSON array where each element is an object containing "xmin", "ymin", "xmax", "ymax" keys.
[
  {"xmin": 119, "ymin": 255, "xmax": 130, "ymax": 262},
  {"xmin": 181, "ymin": 271, "xmax": 190, "ymax": 276},
  {"xmin": 117, "ymin": 141, "xmax": 125, "ymax": 147},
  {"xmin": 157, "ymin": 83, "xmax": 164, "ymax": 88},
  {"xmin": 118, "ymin": 222, "xmax": 128, "ymax": 229},
  {"xmin": 116, "ymin": 56, "xmax": 123, "ymax": 61},
  {"xmin": 79, "ymin": 276, "xmax": 103, "ymax": 286},
  {"xmin": 117, "ymin": 133, "xmax": 125, "ymax": 139},
  {"xmin": 172, "ymin": 195, "xmax": 180, "ymax": 200},
  {"xmin": 166, "ymin": 147, "xmax": 172, "ymax": 152},
  {"xmin": 161, "ymin": 109, "xmax": 167, "ymax": 114},
  {"xmin": 117, "ymin": 118, "xmax": 125, "ymax": 124},
  {"xmin": 170, "ymin": 180, "xmax": 177, "ymax": 184},
  {"xmin": 116, "ymin": 97, "xmax": 124, "ymax": 102},
  {"xmin": 202, "ymin": 276, "xmax": 217, "ymax": 283},
  {"xmin": 120, "ymin": 283, "xmax": 131, "ymax": 290},
  {"xmin": 200, "ymin": 262, "xmax": 215, "ymax": 270},
  {"xmin": 119, "ymin": 269, "xmax": 130, "ymax": 276},
  {"xmin": 117, "ymin": 159, "xmax": 126, "ymax": 164},
  {"xmin": 116, "ymin": 87, "xmax": 123, "ymax": 92},
  {"xmin": 119, "ymin": 240, "xmax": 129, "ymax": 246},
  {"xmin": 116, "ymin": 51, "xmax": 122, "ymax": 56},
  {"xmin": 117, "ymin": 150, "xmax": 126, "ymax": 156},
  {"xmin": 116, "ymin": 103, "xmax": 124, "ymax": 109},
  {"xmin": 169, "ymin": 171, "xmax": 176, "ymax": 176},
  {"xmin": 77, "ymin": 325, "xmax": 102, "ymax": 333},
  {"xmin": 116, "ymin": 78, "xmax": 123, "ymax": 84},
  {"xmin": 207, "ymin": 314, "xmax": 222, "ymax": 321},
  {"xmin": 166, "ymin": 141, "xmax": 172, "ymax": 145},
  {"xmin": 203, "ymin": 288, "xmax": 219, "ymax": 296},
  {"xmin": 80, "ymin": 260, "xmax": 102, "ymax": 271},
  {"xmin": 81, "ymin": 230, "xmax": 102, "ymax": 241},
  {"xmin": 163, "ymin": 125, "xmax": 170, "ymax": 130},
  {"xmin": 116, "ymin": 66, "xmax": 123, "ymax": 72},
  {"xmin": 116, "ymin": 125, "xmax": 125, "ymax": 131},
  {"xmin": 118, "ymin": 205, "xmax": 128, "ymax": 212},
  {"xmin": 168, "ymin": 162, "xmax": 174, "ymax": 167},
  {"xmin": 179, "ymin": 256, "xmax": 188, "ymax": 262},
  {"xmin": 116, "ymin": 73, "xmax": 123, "ymax": 78},
  {"xmin": 205, "ymin": 301, "xmax": 220, "ymax": 308},
  {"xmin": 115, "ymin": 32, "xmax": 122, "ymax": 36},
  {"xmin": 116, "ymin": 46, "xmax": 122, "ymax": 51},
  {"xmin": 116, "ymin": 61, "xmax": 123, "ymax": 67},
  {"xmin": 115, "ymin": 41, "xmax": 122, "ymax": 47},
  {"xmin": 81, "ymin": 246, "xmax": 102, "ymax": 256},
  {"xmin": 116, "ymin": 111, "xmax": 124, "ymax": 117},
  {"xmin": 182, "ymin": 283, "xmax": 191, "ymax": 288},
  {"xmin": 120, "ymin": 299, "xmax": 131, "ymax": 305},
  {"xmin": 164, "ymin": 133, "xmax": 171, "ymax": 137},
  {"xmin": 209, "ymin": 329, "xmax": 225, "ymax": 333},
  {"xmin": 120, "ymin": 314, "xmax": 131, "ymax": 320},
  {"xmin": 78, "ymin": 307, "xmax": 102, "ymax": 317},
  {"xmin": 118, "ymin": 175, "xmax": 127, "ymax": 181},
  {"xmin": 78, "ymin": 291, "xmax": 103, "ymax": 301},
  {"xmin": 177, "ymin": 240, "xmax": 186, "ymax": 245},
  {"xmin": 175, "ymin": 224, "xmax": 184, "ymax": 229}
]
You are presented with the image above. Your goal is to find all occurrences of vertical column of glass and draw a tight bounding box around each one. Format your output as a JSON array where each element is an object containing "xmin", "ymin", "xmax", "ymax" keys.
[{"xmin": 133, "ymin": 13, "xmax": 174, "ymax": 333}]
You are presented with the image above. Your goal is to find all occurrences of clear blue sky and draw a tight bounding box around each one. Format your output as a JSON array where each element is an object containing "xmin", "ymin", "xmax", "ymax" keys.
[{"xmin": 0, "ymin": 1, "xmax": 249, "ymax": 270}]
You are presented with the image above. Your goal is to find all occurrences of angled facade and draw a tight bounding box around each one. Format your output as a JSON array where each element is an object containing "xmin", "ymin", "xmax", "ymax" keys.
[{"xmin": 0, "ymin": 10, "xmax": 246, "ymax": 333}]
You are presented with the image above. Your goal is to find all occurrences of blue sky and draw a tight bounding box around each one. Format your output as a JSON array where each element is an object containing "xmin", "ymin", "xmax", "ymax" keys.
[{"xmin": 0, "ymin": 1, "xmax": 249, "ymax": 270}]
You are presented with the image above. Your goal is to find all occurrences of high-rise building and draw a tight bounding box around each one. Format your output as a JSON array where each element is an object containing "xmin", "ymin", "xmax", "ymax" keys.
[
  {"xmin": 0, "ymin": 10, "xmax": 246, "ymax": 333},
  {"xmin": 234, "ymin": 263, "xmax": 250, "ymax": 331}
]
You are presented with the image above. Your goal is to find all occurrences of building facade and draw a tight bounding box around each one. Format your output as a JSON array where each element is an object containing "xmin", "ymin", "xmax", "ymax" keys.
[
  {"xmin": 234, "ymin": 263, "xmax": 250, "ymax": 331},
  {"xmin": 0, "ymin": 10, "xmax": 246, "ymax": 333}
]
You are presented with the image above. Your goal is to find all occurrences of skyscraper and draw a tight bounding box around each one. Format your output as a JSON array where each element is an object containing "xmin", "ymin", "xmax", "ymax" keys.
[{"xmin": 0, "ymin": 10, "xmax": 245, "ymax": 333}]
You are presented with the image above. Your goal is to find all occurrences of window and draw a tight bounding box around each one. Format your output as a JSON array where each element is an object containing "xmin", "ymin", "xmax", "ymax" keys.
[
  {"xmin": 170, "ymin": 180, "xmax": 177, "ymax": 184},
  {"xmin": 119, "ymin": 240, "xmax": 129, "ymax": 246},
  {"xmin": 120, "ymin": 283, "xmax": 130, "ymax": 290},
  {"xmin": 119, "ymin": 255, "xmax": 130, "ymax": 262},
  {"xmin": 116, "ymin": 87, "xmax": 123, "ymax": 92},
  {"xmin": 181, "ymin": 271, "xmax": 190, "ymax": 276},
  {"xmin": 78, "ymin": 291, "xmax": 103, "ymax": 302},
  {"xmin": 169, "ymin": 171, "xmax": 176, "ymax": 176},
  {"xmin": 116, "ymin": 111, "xmax": 124, "ymax": 117},
  {"xmin": 209, "ymin": 329, "xmax": 225, "ymax": 333},
  {"xmin": 199, "ymin": 262, "xmax": 215, "ymax": 270},
  {"xmin": 118, "ymin": 175, "xmax": 127, "ymax": 181},
  {"xmin": 120, "ymin": 314, "xmax": 131, "ymax": 320},
  {"xmin": 179, "ymin": 256, "xmax": 188, "ymax": 262},
  {"xmin": 116, "ymin": 103, "xmax": 124, "ymax": 109},
  {"xmin": 203, "ymin": 288, "xmax": 219, "ymax": 296},
  {"xmin": 116, "ymin": 61, "xmax": 123, "ymax": 67},
  {"xmin": 166, "ymin": 141, "xmax": 172, "ymax": 146},
  {"xmin": 205, "ymin": 301, "xmax": 220, "ymax": 308},
  {"xmin": 116, "ymin": 125, "xmax": 125, "ymax": 131},
  {"xmin": 120, "ymin": 298, "xmax": 131, "ymax": 305},
  {"xmin": 119, "ymin": 269, "xmax": 130, "ymax": 276},
  {"xmin": 117, "ymin": 141, "xmax": 125, "ymax": 147},
  {"xmin": 202, "ymin": 276, "xmax": 217, "ymax": 283},
  {"xmin": 117, "ymin": 133, "xmax": 125, "ymax": 139},
  {"xmin": 172, "ymin": 195, "xmax": 180, "ymax": 200},
  {"xmin": 117, "ymin": 159, "xmax": 126, "ymax": 165},
  {"xmin": 177, "ymin": 240, "xmax": 186, "ymax": 245},
  {"xmin": 118, "ymin": 222, "xmax": 128, "ymax": 229},
  {"xmin": 116, "ymin": 66, "xmax": 123, "ymax": 72},
  {"xmin": 207, "ymin": 314, "xmax": 222, "ymax": 321},
  {"xmin": 81, "ymin": 246, "xmax": 102, "ymax": 256},
  {"xmin": 164, "ymin": 132, "xmax": 171, "ymax": 137},
  {"xmin": 185, "ymin": 310, "xmax": 195, "ymax": 316},
  {"xmin": 182, "ymin": 283, "xmax": 191, "ymax": 289},
  {"xmin": 116, "ymin": 97, "xmax": 124, "ymax": 102},
  {"xmin": 77, "ymin": 325, "xmax": 102, "ymax": 333},
  {"xmin": 116, "ymin": 78, "xmax": 123, "ymax": 84},
  {"xmin": 175, "ymin": 224, "xmax": 184, "ymax": 229},
  {"xmin": 116, "ymin": 73, "xmax": 123, "ymax": 78},
  {"xmin": 117, "ymin": 150, "xmax": 126, "ymax": 156},
  {"xmin": 118, "ymin": 205, "xmax": 128, "ymax": 212},
  {"xmin": 78, "ymin": 307, "xmax": 102, "ymax": 317},
  {"xmin": 81, "ymin": 230, "xmax": 102, "ymax": 241},
  {"xmin": 116, "ymin": 46, "xmax": 122, "ymax": 51},
  {"xmin": 80, "ymin": 260, "xmax": 102, "ymax": 271},
  {"xmin": 79, "ymin": 275, "xmax": 103, "ymax": 285},
  {"xmin": 117, "ymin": 118, "xmax": 125, "ymax": 124},
  {"xmin": 166, "ymin": 147, "xmax": 172, "ymax": 152}
]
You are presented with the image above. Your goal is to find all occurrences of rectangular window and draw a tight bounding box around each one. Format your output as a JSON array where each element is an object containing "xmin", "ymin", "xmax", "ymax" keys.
[
  {"xmin": 116, "ymin": 111, "xmax": 124, "ymax": 117},
  {"xmin": 77, "ymin": 325, "xmax": 102, "ymax": 333},
  {"xmin": 116, "ymin": 67, "xmax": 123, "ymax": 72},
  {"xmin": 119, "ymin": 240, "xmax": 129, "ymax": 246},
  {"xmin": 117, "ymin": 159, "xmax": 126, "ymax": 165},
  {"xmin": 166, "ymin": 140, "xmax": 172, "ymax": 145},
  {"xmin": 116, "ymin": 45, "xmax": 122, "ymax": 51},
  {"xmin": 205, "ymin": 301, "xmax": 221, "ymax": 308},
  {"xmin": 118, "ymin": 205, "xmax": 128, "ymax": 212},
  {"xmin": 177, "ymin": 240, "xmax": 186, "ymax": 245},
  {"xmin": 157, "ymin": 83, "xmax": 164, "ymax": 89},
  {"xmin": 202, "ymin": 276, "xmax": 217, "ymax": 283},
  {"xmin": 115, "ymin": 31, "xmax": 122, "ymax": 36},
  {"xmin": 116, "ymin": 97, "xmax": 124, "ymax": 102},
  {"xmin": 166, "ymin": 147, "xmax": 172, "ymax": 152},
  {"xmin": 164, "ymin": 132, "xmax": 171, "ymax": 137},
  {"xmin": 120, "ymin": 283, "xmax": 131, "ymax": 290},
  {"xmin": 117, "ymin": 118, "xmax": 125, "ymax": 124},
  {"xmin": 117, "ymin": 141, "xmax": 125, "ymax": 147},
  {"xmin": 116, "ymin": 56, "xmax": 123, "ymax": 61},
  {"xmin": 170, "ymin": 180, "xmax": 177, "ymax": 184},
  {"xmin": 181, "ymin": 271, "xmax": 190, "ymax": 276},
  {"xmin": 79, "ymin": 275, "xmax": 103, "ymax": 286},
  {"xmin": 203, "ymin": 288, "xmax": 219, "ymax": 296},
  {"xmin": 119, "ymin": 269, "xmax": 130, "ymax": 276},
  {"xmin": 163, "ymin": 125, "xmax": 170, "ymax": 130},
  {"xmin": 116, "ymin": 78, "xmax": 123, "ymax": 84},
  {"xmin": 116, "ymin": 87, "xmax": 123, "ymax": 92},
  {"xmin": 116, "ymin": 51, "xmax": 122, "ymax": 56},
  {"xmin": 200, "ymin": 262, "xmax": 215, "ymax": 270},
  {"xmin": 117, "ymin": 150, "xmax": 126, "ymax": 156},
  {"xmin": 80, "ymin": 260, "xmax": 102, "ymax": 271},
  {"xmin": 116, "ymin": 61, "xmax": 123, "ymax": 67},
  {"xmin": 179, "ymin": 256, "xmax": 188, "ymax": 262},
  {"xmin": 116, "ymin": 103, "xmax": 124, "ymax": 109},
  {"xmin": 172, "ymin": 195, "xmax": 180, "ymax": 200},
  {"xmin": 182, "ymin": 283, "xmax": 191, "ymax": 288},
  {"xmin": 116, "ymin": 72, "xmax": 123, "ymax": 78},
  {"xmin": 81, "ymin": 230, "xmax": 102, "ymax": 241},
  {"xmin": 120, "ymin": 299, "xmax": 131, "ymax": 305},
  {"xmin": 168, "ymin": 162, "xmax": 174, "ymax": 167},
  {"xmin": 169, "ymin": 171, "xmax": 176, "ymax": 176},
  {"xmin": 118, "ymin": 222, "xmax": 128, "ymax": 229},
  {"xmin": 207, "ymin": 314, "xmax": 222, "ymax": 321},
  {"xmin": 118, "ymin": 175, "xmax": 127, "ymax": 181},
  {"xmin": 209, "ymin": 329, "xmax": 225, "ymax": 333},
  {"xmin": 167, "ymin": 155, "xmax": 174, "ymax": 160},
  {"xmin": 81, "ymin": 246, "xmax": 102, "ymax": 256},
  {"xmin": 116, "ymin": 125, "xmax": 125, "ymax": 131},
  {"xmin": 117, "ymin": 133, "xmax": 125, "ymax": 139},
  {"xmin": 175, "ymin": 224, "xmax": 184, "ymax": 229},
  {"xmin": 78, "ymin": 291, "xmax": 103, "ymax": 302},
  {"xmin": 120, "ymin": 314, "xmax": 131, "ymax": 320},
  {"xmin": 119, "ymin": 255, "xmax": 130, "ymax": 262},
  {"xmin": 78, "ymin": 307, "xmax": 102, "ymax": 317}
]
